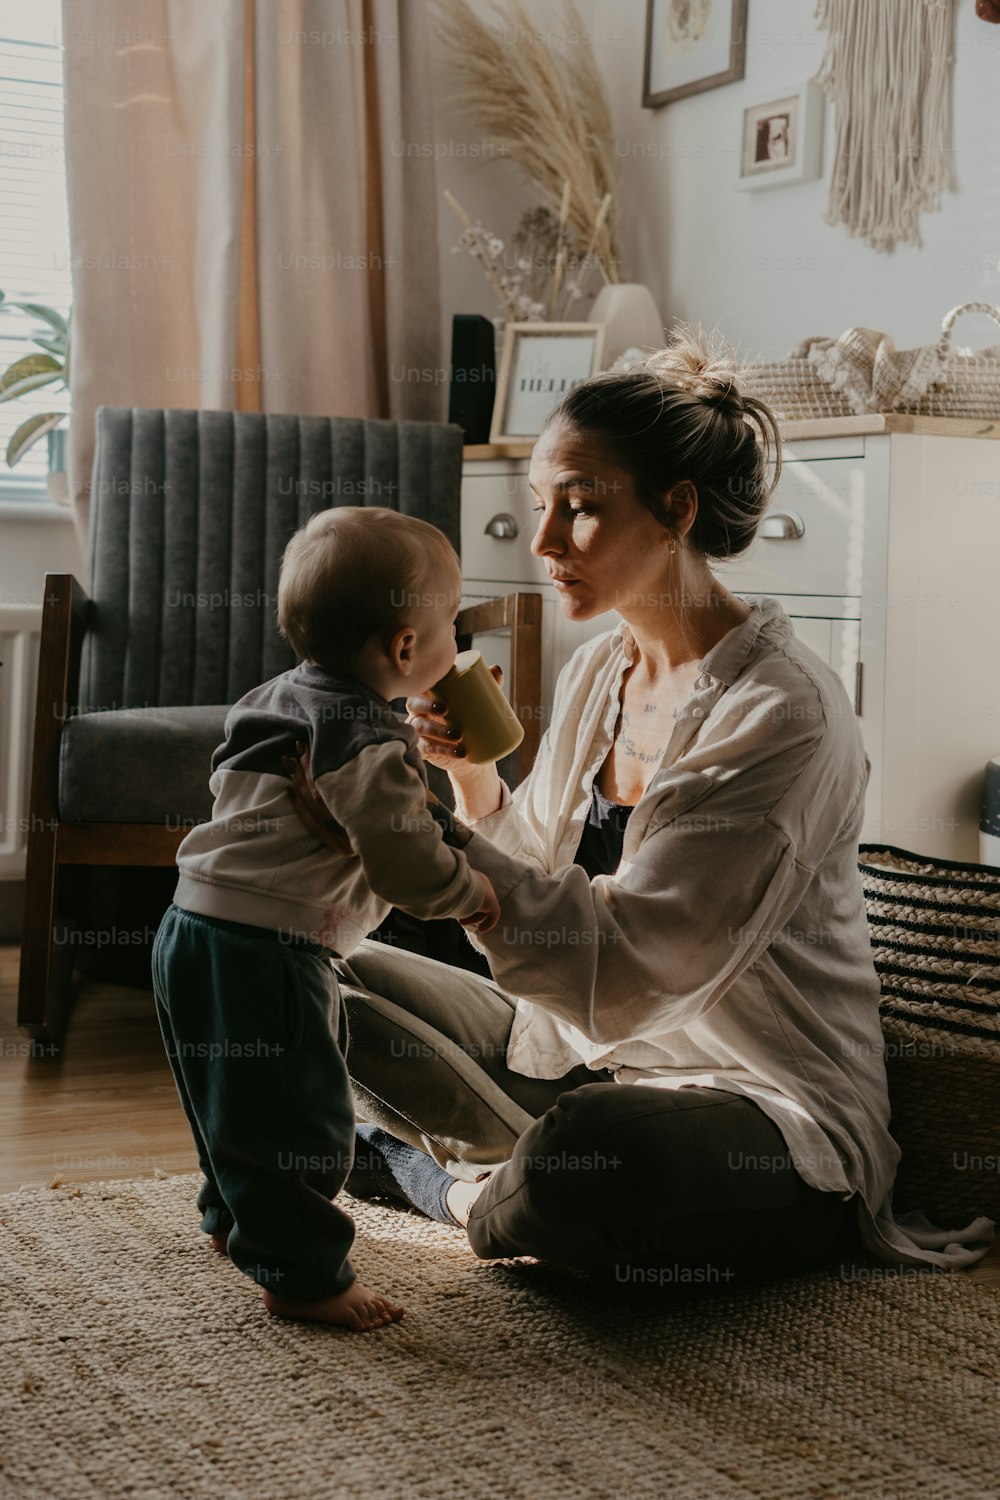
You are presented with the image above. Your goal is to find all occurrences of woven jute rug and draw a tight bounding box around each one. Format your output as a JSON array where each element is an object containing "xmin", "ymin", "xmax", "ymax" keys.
[{"xmin": 1, "ymin": 1174, "xmax": 997, "ymax": 1500}]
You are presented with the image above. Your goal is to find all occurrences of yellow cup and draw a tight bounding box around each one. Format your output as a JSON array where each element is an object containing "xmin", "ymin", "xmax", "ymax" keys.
[{"xmin": 430, "ymin": 649, "xmax": 525, "ymax": 764}]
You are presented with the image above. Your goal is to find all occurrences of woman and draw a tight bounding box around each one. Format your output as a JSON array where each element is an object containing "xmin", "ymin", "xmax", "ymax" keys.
[{"xmin": 302, "ymin": 330, "xmax": 992, "ymax": 1282}]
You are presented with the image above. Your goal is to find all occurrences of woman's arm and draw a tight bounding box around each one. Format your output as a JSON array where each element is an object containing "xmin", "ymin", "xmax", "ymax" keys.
[
  {"xmin": 459, "ymin": 714, "xmax": 866, "ymax": 1046},
  {"xmin": 451, "ymin": 765, "xmax": 505, "ymax": 822}
]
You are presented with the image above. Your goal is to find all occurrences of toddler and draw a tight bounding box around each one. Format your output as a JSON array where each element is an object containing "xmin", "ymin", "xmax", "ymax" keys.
[{"xmin": 152, "ymin": 507, "xmax": 498, "ymax": 1331}]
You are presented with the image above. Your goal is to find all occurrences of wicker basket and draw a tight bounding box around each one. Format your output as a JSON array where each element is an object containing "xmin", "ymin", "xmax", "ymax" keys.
[
  {"xmin": 746, "ymin": 303, "xmax": 1000, "ymax": 423},
  {"xmin": 859, "ymin": 843, "xmax": 1000, "ymax": 1226},
  {"xmin": 743, "ymin": 354, "xmax": 855, "ymax": 422},
  {"xmin": 907, "ymin": 302, "xmax": 1000, "ymax": 418}
]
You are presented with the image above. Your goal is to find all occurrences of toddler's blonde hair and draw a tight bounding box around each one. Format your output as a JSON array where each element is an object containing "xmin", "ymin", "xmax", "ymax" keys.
[{"xmin": 278, "ymin": 506, "xmax": 457, "ymax": 670}]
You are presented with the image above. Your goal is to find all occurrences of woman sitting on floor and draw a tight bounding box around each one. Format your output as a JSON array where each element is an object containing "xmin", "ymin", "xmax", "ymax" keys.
[{"xmin": 293, "ymin": 328, "xmax": 993, "ymax": 1283}]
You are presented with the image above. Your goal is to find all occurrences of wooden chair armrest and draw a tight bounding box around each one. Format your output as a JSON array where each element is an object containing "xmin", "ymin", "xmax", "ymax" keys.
[{"xmin": 455, "ymin": 591, "xmax": 543, "ymax": 783}]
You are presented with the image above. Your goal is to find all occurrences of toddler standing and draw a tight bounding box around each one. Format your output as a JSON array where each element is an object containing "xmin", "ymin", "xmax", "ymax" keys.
[{"xmin": 152, "ymin": 507, "xmax": 498, "ymax": 1330}]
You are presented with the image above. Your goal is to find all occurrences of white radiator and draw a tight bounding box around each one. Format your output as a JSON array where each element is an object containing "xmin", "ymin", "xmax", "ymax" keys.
[{"xmin": 0, "ymin": 604, "xmax": 42, "ymax": 880}]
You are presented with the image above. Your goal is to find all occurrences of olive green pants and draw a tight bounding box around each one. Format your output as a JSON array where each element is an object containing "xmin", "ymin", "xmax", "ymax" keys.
[{"xmin": 334, "ymin": 939, "xmax": 861, "ymax": 1285}]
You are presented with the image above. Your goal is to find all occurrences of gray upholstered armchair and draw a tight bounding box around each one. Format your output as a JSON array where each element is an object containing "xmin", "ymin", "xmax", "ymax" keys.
[{"xmin": 19, "ymin": 406, "xmax": 541, "ymax": 1041}]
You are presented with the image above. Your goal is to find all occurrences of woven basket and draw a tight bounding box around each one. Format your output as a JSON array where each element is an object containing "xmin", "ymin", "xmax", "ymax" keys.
[
  {"xmin": 907, "ymin": 302, "xmax": 1000, "ymax": 418},
  {"xmin": 743, "ymin": 355, "xmax": 855, "ymax": 422},
  {"xmin": 746, "ymin": 302, "xmax": 1000, "ymax": 423},
  {"xmin": 859, "ymin": 843, "xmax": 1000, "ymax": 1226}
]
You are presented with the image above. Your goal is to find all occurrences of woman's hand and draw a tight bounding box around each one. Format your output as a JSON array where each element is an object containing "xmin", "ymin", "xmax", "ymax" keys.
[
  {"xmin": 405, "ymin": 663, "xmax": 505, "ymax": 774},
  {"xmin": 283, "ymin": 742, "xmax": 358, "ymax": 857},
  {"xmin": 407, "ymin": 666, "xmax": 505, "ymax": 821}
]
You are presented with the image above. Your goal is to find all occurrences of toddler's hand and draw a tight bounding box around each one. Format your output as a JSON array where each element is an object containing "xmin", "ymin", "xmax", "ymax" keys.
[{"xmin": 460, "ymin": 874, "xmax": 500, "ymax": 934}]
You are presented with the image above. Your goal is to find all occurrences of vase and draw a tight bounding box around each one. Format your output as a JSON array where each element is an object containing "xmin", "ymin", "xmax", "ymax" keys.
[
  {"xmin": 46, "ymin": 424, "xmax": 69, "ymax": 506},
  {"xmin": 589, "ymin": 283, "xmax": 664, "ymax": 367}
]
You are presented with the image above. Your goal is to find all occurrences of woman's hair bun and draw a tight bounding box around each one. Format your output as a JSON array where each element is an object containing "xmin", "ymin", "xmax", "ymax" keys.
[
  {"xmin": 638, "ymin": 325, "xmax": 747, "ymax": 417},
  {"xmin": 542, "ymin": 319, "xmax": 782, "ymax": 562}
]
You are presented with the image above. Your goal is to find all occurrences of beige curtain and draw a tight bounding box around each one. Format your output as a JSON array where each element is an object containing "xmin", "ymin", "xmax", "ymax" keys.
[{"xmin": 62, "ymin": 0, "xmax": 442, "ymax": 546}]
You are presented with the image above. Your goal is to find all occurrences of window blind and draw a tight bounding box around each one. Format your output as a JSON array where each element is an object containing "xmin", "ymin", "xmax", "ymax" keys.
[{"xmin": 0, "ymin": 0, "xmax": 70, "ymax": 490}]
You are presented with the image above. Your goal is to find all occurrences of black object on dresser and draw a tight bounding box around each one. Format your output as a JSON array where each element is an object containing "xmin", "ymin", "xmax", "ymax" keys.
[{"xmin": 448, "ymin": 314, "xmax": 496, "ymax": 443}]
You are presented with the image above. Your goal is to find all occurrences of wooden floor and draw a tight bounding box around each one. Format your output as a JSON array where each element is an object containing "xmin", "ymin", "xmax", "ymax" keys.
[
  {"xmin": 3, "ymin": 940, "xmax": 999, "ymax": 1287},
  {"xmin": 0, "ymin": 942, "xmax": 197, "ymax": 1194}
]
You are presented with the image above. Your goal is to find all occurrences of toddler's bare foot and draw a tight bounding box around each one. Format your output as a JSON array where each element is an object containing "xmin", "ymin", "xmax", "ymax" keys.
[
  {"xmin": 262, "ymin": 1280, "xmax": 404, "ymax": 1332},
  {"xmin": 210, "ymin": 1232, "xmax": 229, "ymax": 1256}
]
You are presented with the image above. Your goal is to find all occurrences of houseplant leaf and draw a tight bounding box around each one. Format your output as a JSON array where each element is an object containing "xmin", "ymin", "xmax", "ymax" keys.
[
  {"xmin": 0, "ymin": 353, "xmax": 63, "ymax": 403},
  {"xmin": 6, "ymin": 411, "xmax": 66, "ymax": 468},
  {"xmin": 32, "ymin": 334, "xmax": 67, "ymax": 359},
  {"xmin": 6, "ymin": 301, "xmax": 69, "ymax": 338}
]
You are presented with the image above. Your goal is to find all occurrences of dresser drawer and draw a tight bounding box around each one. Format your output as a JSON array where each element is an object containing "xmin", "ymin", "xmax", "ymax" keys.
[
  {"xmin": 736, "ymin": 593, "xmax": 861, "ymax": 711},
  {"xmin": 461, "ymin": 463, "xmax": 548, "ymax": 587},
  {"xmin": 713, "ymin": 456, "xmax": 867, "ymax": 598}
]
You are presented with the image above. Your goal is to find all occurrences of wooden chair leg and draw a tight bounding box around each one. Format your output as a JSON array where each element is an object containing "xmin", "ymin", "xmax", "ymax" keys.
[{"xmin": 18, "ymin": 833, "xmax": 80, "ymax": 1045}]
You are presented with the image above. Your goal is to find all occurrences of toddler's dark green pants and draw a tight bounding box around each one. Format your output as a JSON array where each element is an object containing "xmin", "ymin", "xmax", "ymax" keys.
[{"xmin": 152, "ymin": 904, "xmax": 356, "ymax": 1301}]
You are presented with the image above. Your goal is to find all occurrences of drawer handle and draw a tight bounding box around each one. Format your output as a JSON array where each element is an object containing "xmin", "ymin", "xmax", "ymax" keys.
[
  {"xmin": 484, "ymin": 512, "xmax": 520, "ymax": 540},
  {"xmin": 759, "ymin": 510, "xmax": 805, "ymax": 540}
]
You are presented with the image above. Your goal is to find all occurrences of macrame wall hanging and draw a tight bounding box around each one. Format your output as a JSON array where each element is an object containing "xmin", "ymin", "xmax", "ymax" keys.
[{"xmin": 815, "ymin": 0, "xmax": 958, "ymax": 252}]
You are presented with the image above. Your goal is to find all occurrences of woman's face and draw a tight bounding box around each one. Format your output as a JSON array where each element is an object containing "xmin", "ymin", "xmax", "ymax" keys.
[{"xmin": 528, "ymin": 421, "xmax": 686, "ymax": 621}]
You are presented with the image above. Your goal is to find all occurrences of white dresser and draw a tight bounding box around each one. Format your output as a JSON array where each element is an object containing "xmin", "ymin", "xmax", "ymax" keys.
[{"xmin": 460, "ymin": 416, "xmax": 1000, "ymax": 861}]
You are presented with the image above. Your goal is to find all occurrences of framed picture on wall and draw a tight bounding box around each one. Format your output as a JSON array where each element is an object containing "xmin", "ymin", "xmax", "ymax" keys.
[
  {"xmin": 737, "ymin": 80, "xmax": 825, "ymax": 190},
  {"xmin": 643, "ymin": 0, "xmax": 747, "ymax": 108},
  {"xmin": 490, "ymin": 324, "xmax": 605, "ymax": 444}
]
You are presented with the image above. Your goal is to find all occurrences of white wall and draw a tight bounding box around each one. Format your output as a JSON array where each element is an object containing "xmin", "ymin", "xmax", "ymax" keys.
[
  {"xmin": 0, "ymin": 506, "xmax": 82, "ymax": 931},
  {"xmin": 431, "ymin": 0, "xmax": 1000, "ymax": 361},
  {"xmin": 0, "ymin": 507, "xmax": 83, "ymax": 604}
]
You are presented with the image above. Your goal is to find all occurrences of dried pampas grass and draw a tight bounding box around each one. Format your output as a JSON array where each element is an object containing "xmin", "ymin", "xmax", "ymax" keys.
[{"xmin": 430, "ymin": 0, "xmax": 622, "ymax": 282}]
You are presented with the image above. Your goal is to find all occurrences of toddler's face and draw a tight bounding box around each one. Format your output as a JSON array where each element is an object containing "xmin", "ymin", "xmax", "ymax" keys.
[{"xmin": 409, "ymin": 555, "xmax": 463, "ymax": 694}]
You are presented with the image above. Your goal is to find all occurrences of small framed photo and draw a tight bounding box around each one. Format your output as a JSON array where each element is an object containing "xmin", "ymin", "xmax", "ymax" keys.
[
  {"xmin": 643, "ymin": 0, "xmax": 746, "ymax": 109},
  {"xmin": 737, "ymin": 80, "xmax": 824, "ymax": 191},
  {"xmin": 490, "ymin": 323, "xmax": 605, "ymax": 444}
]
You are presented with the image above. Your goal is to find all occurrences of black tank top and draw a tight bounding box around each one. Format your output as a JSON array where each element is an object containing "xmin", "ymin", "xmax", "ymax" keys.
[{"xmin": 573, "ymin": 781, "xmax": 634, "ymax": 879}]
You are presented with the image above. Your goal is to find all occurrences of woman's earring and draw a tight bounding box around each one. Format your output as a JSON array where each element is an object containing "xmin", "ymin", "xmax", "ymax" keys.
[{"xmin": 669, "ymin": 536, "xmax": 677, "ymax": 555}]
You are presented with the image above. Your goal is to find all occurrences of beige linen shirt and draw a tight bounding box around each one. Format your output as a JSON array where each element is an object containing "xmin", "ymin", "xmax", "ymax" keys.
[{"xmin": 463, "ymin": 597, "xmax": 994, "ymax": 1269}]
